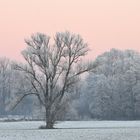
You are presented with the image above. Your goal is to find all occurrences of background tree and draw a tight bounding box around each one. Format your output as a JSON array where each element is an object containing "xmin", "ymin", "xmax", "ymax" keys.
[
  {"xmin": 0, "ymin": 58, "xmax": 11, "ymax": 116},
  {"xmin": 0, "ymin": 58, "xmax": 34, "ymax": 118},
  {"xmin": 13, "ymin": 31, "xmax": 96, "ymax": 128},
  {"xmin": 74, "ymin": 49, "xmax": 140, "ymax": 120}
]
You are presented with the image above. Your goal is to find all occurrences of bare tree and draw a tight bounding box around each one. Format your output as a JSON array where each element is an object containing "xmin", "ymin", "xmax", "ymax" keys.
[
  {"xmin": 0, "ymin": 58, "xmax": 11, "ymax": 116},
  {"xmin": 13, "ymin": 31, "xmax": 97, "ymax": 128}
]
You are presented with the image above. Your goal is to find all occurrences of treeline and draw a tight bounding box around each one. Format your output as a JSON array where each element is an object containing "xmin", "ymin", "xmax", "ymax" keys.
[
  {"xmin": 0, "ymin": 49, "xmax": 140, "ymax": 120},
  {"xmin": 0, "ymin": 58, "xmax": 39, "ymax": 118},
  {"xmin": 69, "ymin": 49, "xmax": 140, "ymax": 120}
]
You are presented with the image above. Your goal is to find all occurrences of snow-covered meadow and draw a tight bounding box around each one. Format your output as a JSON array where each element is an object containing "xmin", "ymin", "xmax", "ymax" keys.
[{"xmin": 0, "ymin": 121, "xmax": 140, "ymax": 140}]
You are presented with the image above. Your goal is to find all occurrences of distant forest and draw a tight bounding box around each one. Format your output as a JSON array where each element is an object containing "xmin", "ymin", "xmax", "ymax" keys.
[{"xmin": 0, "ymin": 48, "xmax": 140, "ymax": 120}]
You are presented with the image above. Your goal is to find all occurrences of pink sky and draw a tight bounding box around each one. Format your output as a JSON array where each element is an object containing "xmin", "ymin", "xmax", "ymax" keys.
[{"xmin": 0, "ymin": 0, "xmax": 140, "ymax": 61}]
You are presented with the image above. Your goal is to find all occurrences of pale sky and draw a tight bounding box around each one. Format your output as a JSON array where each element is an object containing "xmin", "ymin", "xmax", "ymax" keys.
[{"xmin": 0, "ymin": 0, "xmax": 140, "ymax": 61}]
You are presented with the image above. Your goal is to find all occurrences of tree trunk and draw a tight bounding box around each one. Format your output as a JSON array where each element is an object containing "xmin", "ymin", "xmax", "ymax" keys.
[{"xmin": 45, "ymin": 107, "xmax": 55, "ymax": 129}]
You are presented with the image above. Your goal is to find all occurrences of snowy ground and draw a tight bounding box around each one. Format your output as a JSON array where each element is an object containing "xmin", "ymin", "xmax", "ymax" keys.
[{"xmin": 0, "ymin": 121, "xmax": 140, "ymax": 140}]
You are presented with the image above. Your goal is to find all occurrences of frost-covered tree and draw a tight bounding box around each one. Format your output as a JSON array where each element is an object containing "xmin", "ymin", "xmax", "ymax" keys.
[
  {"xmin": 0, "ymin": 58, "xmax": 11, "ymax": 116},
  {"xmin": 77, "ymin": 49, "xmax": 140, "ymax": 120},
  {"xmin": 0, "ymin": 58, "xmax": 34, "ymax": 118},
  {"xmin": 13, "ymin": 31, "xmax": 96, "ymax": 128},
  {"xmin": 8, "ymin": 68, "xmax": 34, "ymax": 117}
]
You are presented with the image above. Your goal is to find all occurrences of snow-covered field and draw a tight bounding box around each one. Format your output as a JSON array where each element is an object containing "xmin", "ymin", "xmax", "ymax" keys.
[{"xmin": 0, "ymin": 121, "xmax": 140, "ymax": 140}]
